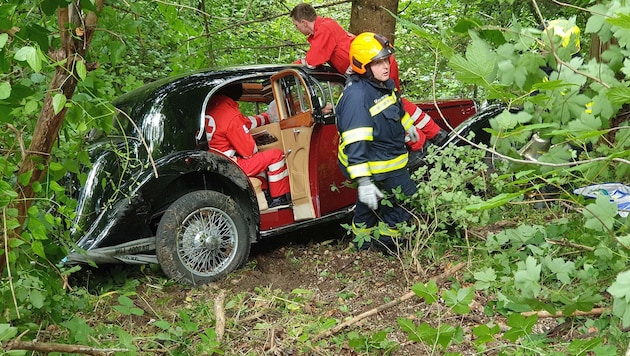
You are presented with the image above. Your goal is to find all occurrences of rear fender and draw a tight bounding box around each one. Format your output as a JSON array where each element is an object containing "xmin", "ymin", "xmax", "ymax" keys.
[{"xmin": 72, "ymin": 150, "xmax": 260, "ymax": 252}]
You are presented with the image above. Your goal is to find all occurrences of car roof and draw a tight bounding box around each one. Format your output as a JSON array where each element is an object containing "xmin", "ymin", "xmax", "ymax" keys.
[{"xmin": 112, "ymin": 64, "xmax": 341, "ymax": 108}]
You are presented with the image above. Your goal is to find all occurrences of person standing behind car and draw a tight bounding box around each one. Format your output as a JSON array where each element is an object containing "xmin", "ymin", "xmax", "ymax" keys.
[
  {"xmin": 336, "ymin": 32, "xmax": 418, "ymax": 251},
  {"xmin": 289, "ymin": 3, "xmax": 447, "ymax": 167},
  {"xmin": 205, "ymin": 84, "xmax": 291, "ymax": 208}
]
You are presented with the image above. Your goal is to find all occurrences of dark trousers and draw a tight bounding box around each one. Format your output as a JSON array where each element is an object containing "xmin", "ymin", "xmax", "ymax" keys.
[{"xmin": 352, "ymin": 169, "xmax": 417, "ymax": 239}]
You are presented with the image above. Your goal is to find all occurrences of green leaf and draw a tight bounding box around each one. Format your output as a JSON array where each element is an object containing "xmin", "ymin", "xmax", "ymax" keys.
[
  {"xmin": 449, "ymin": 35, "xmax": 497, "ymax": 86},
  {"xmin": 567, "ymin": 338, "xmax": 604, "ymax": 355},
  {"xmin": 61, "ymin": 317, "xmax": 90, "ymax": 344},
  {"xmin": 586, "ymin": 10, "xmax": 607, "ymax": 35},
  {"xmin": 566, "ymin": 114, "xmax": 603, "ymax": 138},
  {"xmin": 411, "ymin": 280, "xmax": 439, "ymax": 304},
  {"xmin": 442, "ymin": 286, "xmax": 474, "ymax": 314},
  {"xmin": 153, "ymin": 320, "xmax": 171, "ymax": 330},
  {"xmin": 14, "ymin": 46, "xmax": 42, "ymax": 72},
  {"xmin": 453, "ymin": 17, "xmax": 483, "ymax": 33},
  {"xmin": 49, "ymin": 161, "xmax": 65, "ymax": 172},
  {"xmin": 52, "ymin": 93, "xmax": 67, "ymax": 114},
  {"xmin": 0, "ymin": 81, "xmax": 10, "ymax": 100},
  {"xmin": 9, "ymin": 237, "xmax": 25, "ymax": 248},
  {"xmin": 618, "ymin": 234, "xmax": 630, "ymax": 249},
  {"xmin": 607, "ymin": 13, "xmax": 630, "ymax": 29},
  {"xmin": 31, "ymin": 240, "xmax": 46, "ymax": 259},
  {"xmin": 17, "ymin": 171, "xmax": 32, "ymax": 186},
  {"xmin": 473, "ymin": 267, "xmax": 497, "ymax": 290},
  {"xmin": 583, "ymin": 195, "xmax": 618, "ymax": 232},
  {"xmin": 0, "ymin": 324, "xmax": 18, "ymax": 342},
  {"xmin": 465, "ymin": 191, "xmax": 523, "ymax": 211},
  {"xmin": 118, "ymin": 295, "xmax": 135, "ymax": 307},
  {"xmin": 545, "ymin": 257, "xmax": 575, "ymax": 284},
  {"xmin": 514, "ymin": 256, "xmax": 541, "ymax": 298},
  {"xmin": 398, "ymin": 318, "xmax": 421, "ymax": 342},
  {"xmin": 472, "ymin": 324, "xmax": 500, "ymax": 345},
  {"xmin": 502, "ymin": 313, "xmax": 537, "ymax": 342},
  {"xmin": 609, "ymin": 270, "xmax": 630, "ymax": 328},
  {"xmin": 607, "ymin": 270, "xmax": 630, "ymax": 302},
  {"xmin": 76, "ymin": 60, "xmax": 87, "ymax": 80},
  {"xmin": 0, "ymin": 33, "xmax": 7, "ymax": 49},
  {"xmin": 607, "ymin": 86, "xmax": 630, "ymax": 105},
  {"xmin": 30, "ymin": 289, "xmax": 45, "ymax": 308}
]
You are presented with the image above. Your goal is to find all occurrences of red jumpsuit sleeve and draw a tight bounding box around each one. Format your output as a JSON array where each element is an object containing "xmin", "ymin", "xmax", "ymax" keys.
[
  {"xmin": 228, "ymin": 118, "xmax": 257, "ymax": 158},
  {"xmin": 246, "ymin": 112, "xmax": 270, "ymax": 129},
  {"xmin": 305, "ymin": 28, "xmax": 336, "ymax": 68}
]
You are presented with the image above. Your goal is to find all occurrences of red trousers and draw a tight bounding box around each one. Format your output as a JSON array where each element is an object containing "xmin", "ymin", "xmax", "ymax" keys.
[{"xmin": 237, "ymin": 149, "xmax": 290, "ymax": 198}]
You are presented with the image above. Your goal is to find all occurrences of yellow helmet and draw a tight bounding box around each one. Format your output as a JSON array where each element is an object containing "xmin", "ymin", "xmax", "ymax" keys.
[
  {"xmin": 544, "ymin": 19, "xmax": 580, "ymax": 55},
  {"xmin": 349, "ymin": 32, "xmax": 395, "ymax": 74}
]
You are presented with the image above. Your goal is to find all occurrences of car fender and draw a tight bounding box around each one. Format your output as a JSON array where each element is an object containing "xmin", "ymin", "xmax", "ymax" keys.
[{"xmin": 70, "ymin": 149, "xmax": 260, "ymax": 258}]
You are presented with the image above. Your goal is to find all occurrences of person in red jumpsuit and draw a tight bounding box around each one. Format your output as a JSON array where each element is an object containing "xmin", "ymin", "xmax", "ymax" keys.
[
  {"xmin": 205, "ymin": 84, "xmax": 291, "ymax": 208},
  {"xmin": 289, "ymin": 2, "xmax": 447, "ymax": 166}
]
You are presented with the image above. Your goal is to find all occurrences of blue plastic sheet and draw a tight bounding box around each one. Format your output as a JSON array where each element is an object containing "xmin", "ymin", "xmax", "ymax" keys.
[{"xmin": 574, "ymin": 183, "xmax": 630, "ymax": 218}]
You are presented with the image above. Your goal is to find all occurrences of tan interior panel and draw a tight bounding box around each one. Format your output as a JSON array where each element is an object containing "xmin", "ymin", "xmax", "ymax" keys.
[{"xmin": 270, "ymin": 70, "xmax": 316, "ymax": 220}]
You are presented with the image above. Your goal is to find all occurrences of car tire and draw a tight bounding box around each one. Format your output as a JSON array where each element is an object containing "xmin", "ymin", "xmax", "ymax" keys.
[{"xmin": 156, "ymin": 190, "xmax": 251, "ymax": 286}]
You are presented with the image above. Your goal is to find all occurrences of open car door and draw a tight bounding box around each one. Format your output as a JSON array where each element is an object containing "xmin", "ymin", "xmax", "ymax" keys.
[{"xmin": 270, "ymin": 69, "xmax": 316, "ymax": 221}]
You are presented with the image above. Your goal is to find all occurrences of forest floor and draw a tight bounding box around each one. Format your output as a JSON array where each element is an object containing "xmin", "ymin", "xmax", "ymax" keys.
[{"xmin": 77, "ymin": 221, "xmax": 563, "ymax": 355}]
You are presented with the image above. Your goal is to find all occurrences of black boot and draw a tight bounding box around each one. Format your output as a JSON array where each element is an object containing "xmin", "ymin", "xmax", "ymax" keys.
[{"xmin": 268, "ymin": 193, "xmax": 291, "ymax": 209}]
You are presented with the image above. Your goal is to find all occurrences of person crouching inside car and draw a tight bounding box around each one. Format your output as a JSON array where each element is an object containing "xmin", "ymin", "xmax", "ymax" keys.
[
  {"xmin": 205, "ymin": 83, "xmax": 291, "ymax": 208},
  {"xmin": 336, "ymin": 32, "xmax": 418, "ymax": 252}
]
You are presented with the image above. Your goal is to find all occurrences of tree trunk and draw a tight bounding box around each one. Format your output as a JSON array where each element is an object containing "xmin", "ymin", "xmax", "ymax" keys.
[
  {"xmin": 349, "ymin": 0, "xmax": 399, "ymax": 44},
  {"xmin": 1, "ymin": 0, "xmax": 104, "ymax": 273}
]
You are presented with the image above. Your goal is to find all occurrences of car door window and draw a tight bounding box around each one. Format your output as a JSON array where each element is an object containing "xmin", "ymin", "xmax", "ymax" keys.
[{"xmin": 270, "ymin": 71, "xmax": 313, "ymax": 121}]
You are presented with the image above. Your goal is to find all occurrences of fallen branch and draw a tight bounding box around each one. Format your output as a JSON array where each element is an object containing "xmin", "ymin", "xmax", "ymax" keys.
[
  {"xmin": 545, "ymin": 238, "xmax": 595, "ymax": 252},
  {"xmin": 214, "ymin": 289, "xmax": 226, "ymax": 342},
  {"xmin": 521, "ymin": 307, "xmax": 607, "ymax": 318},
  {"xmin": 312, "ymin": 262, "xmax": 466, "ymax": 342},
  {"xmin": 2, "ymin": 340, "xmax": 127, "ymax": 355}
]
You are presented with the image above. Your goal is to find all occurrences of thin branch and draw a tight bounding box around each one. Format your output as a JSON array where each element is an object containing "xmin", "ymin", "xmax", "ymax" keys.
[
  {"xmin": 151, "ymin": 0, "xmax": 213, "ymax": 18},
  {"xmin": 2, "ymin": 340, "xmax": 127, "ymax": 355},
  {"xmin": 545, "ymin": 238, "xmax": 595, "ymax": 252},
  {"xmin": 6, "ymin": 124, "xmax": 27, "ymax": 161},
  {"xmin": 114, "ymin": 107, "xmax": 158, "ymax": 178},
  {"xmin": 550, "ymin": 0, "xmax": 599, "ymax": 14},
  {"xmin": 214, "ymin": 290, "xmax": 226, "ymax": 342},
  {"xmin": 521, "ymin": 307, "xmax": 607, "ymax": 318},
  {"xmin": 3, "ymin": 209, "xmax": 20, "ymax": 319},
  {"xmin": 193, "ymin": 0, "xmax": 351, "ymax": 38}
]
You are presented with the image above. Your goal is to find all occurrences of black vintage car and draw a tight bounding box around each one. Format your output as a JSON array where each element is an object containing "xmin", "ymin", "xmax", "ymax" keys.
[{"xmin": 65, "ymin": 64, "xmax": 496, "ymax": 286}]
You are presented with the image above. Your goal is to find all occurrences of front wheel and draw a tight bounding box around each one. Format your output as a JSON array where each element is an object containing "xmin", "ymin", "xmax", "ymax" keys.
[{"xmin": 156, "ymin": 190, "xmax": 251, "ymax": 286}]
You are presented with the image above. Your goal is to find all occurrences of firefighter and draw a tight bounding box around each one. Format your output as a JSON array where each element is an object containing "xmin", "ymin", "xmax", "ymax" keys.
[
  {"xmin": 336, "ymin": 32, "xmax": 418, "ymax": 252},
  {"xmin": 290, "ymin": 2, "xmax": 447, "ymax": 169},
  {"xmin": 205, "ymin": 84, "xmax": 291, "ymax": 208}
]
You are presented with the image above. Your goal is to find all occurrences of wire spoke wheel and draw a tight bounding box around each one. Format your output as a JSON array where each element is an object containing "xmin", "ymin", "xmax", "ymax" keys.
[
  {"xmin": 177, "ymin": 207, "xmax": 237, "ymax": 276},
  {"xmin": 157, "ymin": 190, "xmax": 251, "ymax": 286}
]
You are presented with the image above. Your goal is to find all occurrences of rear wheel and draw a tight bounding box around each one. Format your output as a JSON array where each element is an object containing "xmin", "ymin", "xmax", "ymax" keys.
[{"xmin": 156, "ymin": 190, "xmax": 251, "ymax": 286}]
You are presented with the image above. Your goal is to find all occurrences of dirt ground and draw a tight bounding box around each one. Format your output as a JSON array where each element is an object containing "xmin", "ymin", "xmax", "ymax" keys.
[
  {"xmin": 78, "ymin": 222, "xmax": 561, "ymax": 355},
  {"xmin": 211, "ymin": 229, "xmax": 490, "ymax": 355}
]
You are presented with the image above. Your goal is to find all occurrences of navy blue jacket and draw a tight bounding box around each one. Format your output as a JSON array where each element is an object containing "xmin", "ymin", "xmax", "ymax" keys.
[{"xmin": 336, "ymin": 75, "xmax": 414, "ymax": 181}]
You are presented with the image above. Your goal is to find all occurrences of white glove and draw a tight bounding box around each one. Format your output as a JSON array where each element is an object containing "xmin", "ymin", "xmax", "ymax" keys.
[
  {"xmin": 406, "ymin": 126, "xmax": 420, "ymax": 143},
  {"xmin": 357, "ymin": 177, "xmax": 384, "ymax": 210},
  {"xmin": 266, "ymin": 100, "xmax": 280, "ymax": 123}
]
